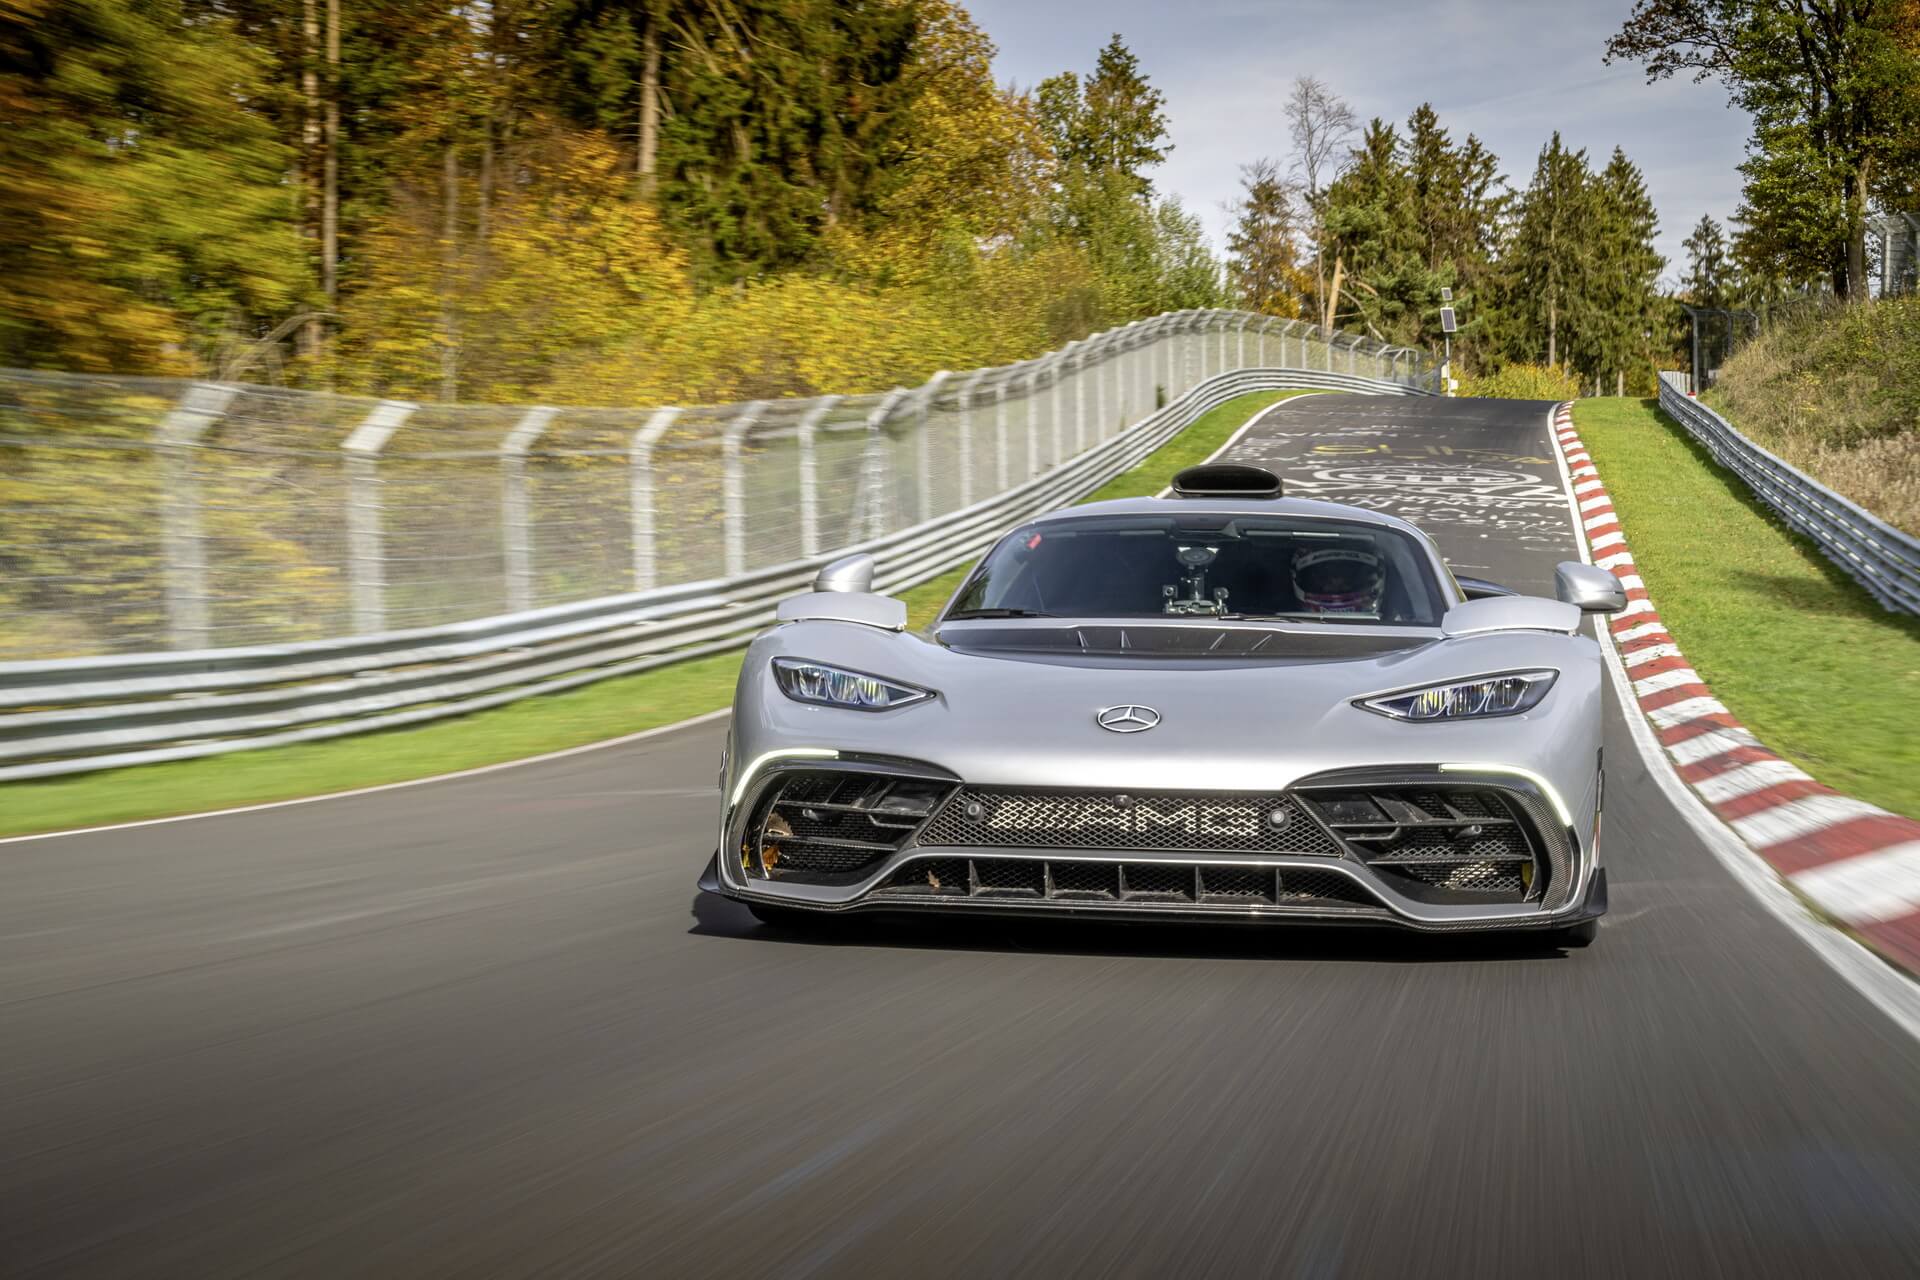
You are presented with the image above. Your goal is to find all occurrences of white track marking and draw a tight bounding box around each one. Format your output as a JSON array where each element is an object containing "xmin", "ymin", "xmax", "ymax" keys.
[
  {"xmin": 1792, "ymin": 843, "xmax": 1920, "ymax": 925},
  {"xmin": 1153, "ymin": 390, "xmax": 1334, "ymax": 495},
  {"xmin": 1632, "ymin": 668, "xmax": 1704, "ymax": 697},
  {"xmin": 0, "ymin": 708, "xmax": 733, "ymax": 845},
  {"xmin": 1623, "ymin": 643, "xmax": 1682, "ymax": 668},
  {"xmin": 1730, "ymin": 795, "xmax": 1888, "ymax": 847},
  {"xmin": 1665, "ymin": 726, "xmax": 1762, "ymax": 767},
  {"xmin": 1692, "ymin": 760, "xmax": 1814, "ymax": 804},
  {"xmin": 1543, "ymin": 402, "xmax": 1920, "ymax": 1040}
]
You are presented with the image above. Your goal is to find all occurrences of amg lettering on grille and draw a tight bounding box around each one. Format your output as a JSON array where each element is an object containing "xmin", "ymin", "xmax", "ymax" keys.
[
  {"xmin": 986, "ymin": 796, "xmax": 1256, "ymax": 838},
  {"xmin": 919, "ymin": 789, "xmax": 1344, "ymax": 856}
]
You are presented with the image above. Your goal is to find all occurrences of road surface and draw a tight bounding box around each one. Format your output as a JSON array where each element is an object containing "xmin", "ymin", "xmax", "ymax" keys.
[{"xmin": 5, "ymin": 396, "xmax": 1918, "ymax": 1277}]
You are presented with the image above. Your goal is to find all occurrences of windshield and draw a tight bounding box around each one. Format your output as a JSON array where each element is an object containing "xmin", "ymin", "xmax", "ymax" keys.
[{"xmin": 946, "ymin": 514, "xmax": 1446, "ymax": 626}]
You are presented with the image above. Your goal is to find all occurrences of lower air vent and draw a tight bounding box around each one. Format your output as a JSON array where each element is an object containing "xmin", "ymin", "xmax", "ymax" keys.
[
  {"xmin": 1303, "ymin": 785, "xmax": 1542, "ymax": 903},
  {"xmin": 746, "ymin": 770, "xmax": 954, "ymax": 883},
  {"xmin": 872, "ymin": 858, "xmax": 1379, "ymax": 912}
]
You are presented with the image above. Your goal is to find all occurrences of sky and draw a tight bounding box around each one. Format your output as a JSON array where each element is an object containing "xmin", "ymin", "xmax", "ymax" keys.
[{"xmin": 963, "ymin": 0, "xmax": 1754, "ymax": 285}]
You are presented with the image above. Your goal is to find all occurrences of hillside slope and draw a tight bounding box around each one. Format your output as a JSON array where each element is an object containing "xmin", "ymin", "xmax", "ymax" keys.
[{"xmin": 1706, "ymin": 298, "xmax": 1919, "ymax": 535}]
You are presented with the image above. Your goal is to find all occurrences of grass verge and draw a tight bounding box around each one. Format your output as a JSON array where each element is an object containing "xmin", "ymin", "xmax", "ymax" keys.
[
  {"xmin": 1574, "ymin": 397, "xmax": 1920, "ymax": 818},
  {"xmin": 0, "ymin": 390, "xmax": 1312, "ymax": 837}
]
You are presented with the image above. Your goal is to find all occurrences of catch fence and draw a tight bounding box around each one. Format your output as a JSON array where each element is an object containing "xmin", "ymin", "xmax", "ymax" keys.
[{"xmin": 1, "ymin": 310, "xmax": 1428, "ymax": 658}]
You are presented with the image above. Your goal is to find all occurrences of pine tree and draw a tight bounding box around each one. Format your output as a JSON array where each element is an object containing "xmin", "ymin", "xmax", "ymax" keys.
[
  {"xmin": 1585, "ymin": 148, "xmax": 1664, "ymax": 394},
  {"xmin": 1502, "ymin": 133, "xmax": 1595, "ymax": 369},
  {"xmin": 1683, "ymin": 215, "xmax": 1732, "ymax": 308},
  {"xmin": 1226, "ymin": 159, "xmax": 1305, "ymax": 317}
]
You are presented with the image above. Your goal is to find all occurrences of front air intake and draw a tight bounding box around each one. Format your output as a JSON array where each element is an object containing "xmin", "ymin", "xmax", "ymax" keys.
[{"xmin": 1170, "ymin": 463, "xmax": 1283, "ymax": 498}]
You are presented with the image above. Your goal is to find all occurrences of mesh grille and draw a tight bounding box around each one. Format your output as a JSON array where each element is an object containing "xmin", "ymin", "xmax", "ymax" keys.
[
  {"xmin": 1200, "ymin": 866, "xmax": 1275, "ymax": 904},
  {"xmin": 1050, "ymin": 861, "xmax": 1121, "ymax": 898},
  {"xmin": 1381, "ymin": 862, "xmax": 1526, "ymax": 894},
  {"xmin": 769, "ymin": 843, "xmax": 887, "ymax": 875},
  {"xmin": 1122, "ymin": 864, "xmax": 1196, "ymax": 900},
  {"xmin": 921, "ymin": 790, "xmax": 1341, "ymax": 855},
  {"xmin": 1279, "ymin": 870, "xmax": 1375, "ymax": 903},
  {"xmin": 973, "ymin": 859, "xmax": 1044, "ymax": 895}
]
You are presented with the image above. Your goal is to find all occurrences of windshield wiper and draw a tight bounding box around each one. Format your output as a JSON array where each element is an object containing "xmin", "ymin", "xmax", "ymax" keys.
[{"xmin": 944, "ymin": 607, "xmax": 1057, "ymax": 620}]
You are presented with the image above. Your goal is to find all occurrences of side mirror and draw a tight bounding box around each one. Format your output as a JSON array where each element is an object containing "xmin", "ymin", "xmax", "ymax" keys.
[
  {"xmin": 1554, "ymin": 561, "xmax": 1627, "ymax": 613},
  {"xmin": 812, "ymin": 552, "xmax": 875, "ymax": 594}
]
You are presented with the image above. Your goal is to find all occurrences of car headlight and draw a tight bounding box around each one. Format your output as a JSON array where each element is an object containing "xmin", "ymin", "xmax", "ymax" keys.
[
  {"xmin": 771, "ymin": 658, "xmax": 934, "ymax": 711},
  {"xmin": 1358, "ymin": 670, "xmax": 1556, "ymax": 721}
]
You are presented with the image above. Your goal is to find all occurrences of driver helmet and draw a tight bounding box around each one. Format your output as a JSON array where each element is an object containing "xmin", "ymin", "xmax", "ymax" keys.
[{"xmin": 1292, "ymin": 544, "xmax": 1384, "ymax": 614}]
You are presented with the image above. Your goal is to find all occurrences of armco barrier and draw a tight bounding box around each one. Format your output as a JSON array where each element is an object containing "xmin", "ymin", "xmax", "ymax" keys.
[
  {"xmin": 0, "ymin": 367, "xmax": 1429, "ymax": 781},
  {"xmin": 1657, "ymin": 372, "xmax": 1920, "ymax": 614}
]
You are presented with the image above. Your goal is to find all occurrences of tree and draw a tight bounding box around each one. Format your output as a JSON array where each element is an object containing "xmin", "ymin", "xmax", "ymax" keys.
[
  {"xmin": 1502, "ymin": 133, "xmax": 1595, "ymax": 369},
  {"xmin": 1683, "ymin": 213, "xmax": 1732, "ymax": 307},
  {"xmin": 1320, "ymin": 119, "xmax": 1447, "ymax": 346},
  {"xmin": 1585, "ymin": 148, "xmax": 1665, "ymax": 394},
  {"xmin": 0, "ymin": 0, "xmax": 302, "ymax": 372},
  {"xmin": 1606, "ymin": 0, "xmax": 1920, "ymax": 298},
  {"xmin": 1225, "ymin": 159, "xmax": 1306, "ymax": 316},
  {"xmin": 1283, "ymin": 76, "xmax": 1357, "ymax": 330},
  {"xmin": 1037, "ymin": 34, "xmax": 1171, "ymax": 197}
]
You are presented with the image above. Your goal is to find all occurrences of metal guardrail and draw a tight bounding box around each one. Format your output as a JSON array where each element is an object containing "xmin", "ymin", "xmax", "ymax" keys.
[
  {"xmin": 2, "ymin": 309, "xmax": 1428, "ymax": 658},
  {"xmin": 1657, "ymin": 372, "xmax": 1920, "ymax": 614},
  {"xmin": 0, "ymin": 368, "xmax": 1431, "ymax": 781}
]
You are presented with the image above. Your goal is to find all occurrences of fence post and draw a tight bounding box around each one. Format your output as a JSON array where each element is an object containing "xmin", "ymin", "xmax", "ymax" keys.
[
  {"xmin": 795, "ymin": 396, "xmax": 838, "ymax": 559},
  {"xmin": 501, "ymin": 406, "xmax": 557, "ymax": 613},
  {"xmin": 995, "ymin": 375, "xmax": 1012, "ymax": 491},
  {"xmin": 913, "ymin": 371, "xmax": 951, "ymax": 523},
  {"xmin": 862, "ymin": 388, "xmax": 908, "ymax": 540},
  {"xmin": 1236, "ymin": 313, "xmax": 1249, "ymax": 369},
  {"xmin": 722, "ymin": 402, "xmax": 766, "ymax": 579},
  {"xmin": 342, "ymin": 399, "xmax": 416, "ymax": 635},
  {"xmin": 1072, "ymin": 345, "xmax": 1089, "ymax": 454},
  {"xmin": 1346, "ymin": 335, "xmax": 1357, "ymax": 375},
  {"xmin": 154, "ymin": 382, "xmax": 238, "ymax": 650},
  {"xmin": 629, "ymin": 406, "xmax": 681, "ymax": 591},
  {"xmin": 957, "ymin": 371, "xmax": 986, "ymax": 508},
  {"xmin": 1047, "ymin": 349, "xmax": 1067, "ymax": 467},
  {"xmin": 1163, "ymin": 315, "xmax": 1177, "ymax": 402}
]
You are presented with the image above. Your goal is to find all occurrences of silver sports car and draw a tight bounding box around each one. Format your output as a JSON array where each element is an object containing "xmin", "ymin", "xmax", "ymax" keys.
[{"xmin": 699, "ymin": 463, "xmax": 1624, "ymax": 945}]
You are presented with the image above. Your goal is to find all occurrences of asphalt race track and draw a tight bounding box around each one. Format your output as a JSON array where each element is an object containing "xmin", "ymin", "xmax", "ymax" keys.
[{"xmin": 6, "ymin": 396, "xmax": 1920, "ymax": 1277}]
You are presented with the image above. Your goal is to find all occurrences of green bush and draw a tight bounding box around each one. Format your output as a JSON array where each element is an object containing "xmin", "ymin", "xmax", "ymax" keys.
[{"xmin": 1459, "ymin": 363, "xmax": 1581, "ymax": 401}]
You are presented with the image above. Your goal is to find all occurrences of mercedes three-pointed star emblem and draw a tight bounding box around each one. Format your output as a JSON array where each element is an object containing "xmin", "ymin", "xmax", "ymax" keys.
[{"xmin": 1095, "ymin": 704, "xmax": 1161, "ymax": 734}]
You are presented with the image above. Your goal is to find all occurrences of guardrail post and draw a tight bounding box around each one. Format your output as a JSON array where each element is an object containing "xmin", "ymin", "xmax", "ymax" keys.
[
  {"xmin": 722, "ymin": 402, "xmax": 766, "ymax": 578},
  {"xmin": 629, "ymin": 406, "xmax": 681, "ymax": 591},
  {"xmin": 501, "ymin": 406, "xmax": 557, "ymax": 613},
  {"xmin": 343, "ymin": 399, "xmax": 416, "ymax": 635},
  {"xmin": 862, "ymin": 388, "xmax": 908, "ymax": 540},
  {"xmin": 795, "ymin": 396, "xmax": 838, "ymax": 559},
  {"xmin": 154, "ymin": 382, "xmax": 238, "ymax": 650}
]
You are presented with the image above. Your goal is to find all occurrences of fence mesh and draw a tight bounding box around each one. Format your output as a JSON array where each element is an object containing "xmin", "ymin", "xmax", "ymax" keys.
[{"xmin": 0, "ymin": 310, "xmax": 1432, "ymax": 657}]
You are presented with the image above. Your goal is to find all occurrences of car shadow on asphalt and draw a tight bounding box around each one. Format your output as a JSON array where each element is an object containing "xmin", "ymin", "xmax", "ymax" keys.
[{"xmin": 687, "ymin": 893, "xmax": 1580, "ymax": 964}]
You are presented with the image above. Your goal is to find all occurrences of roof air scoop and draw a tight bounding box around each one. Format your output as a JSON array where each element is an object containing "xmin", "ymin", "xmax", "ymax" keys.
[{"xmin": 1170, "ymin": 463, "xmax": 1283, "ymax": 499}]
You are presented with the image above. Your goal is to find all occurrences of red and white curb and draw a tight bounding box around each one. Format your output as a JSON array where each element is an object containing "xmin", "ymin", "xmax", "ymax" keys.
[{"xmin": 1553, "ymin": 402, "xmax": 1920, "ymax": 976}]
